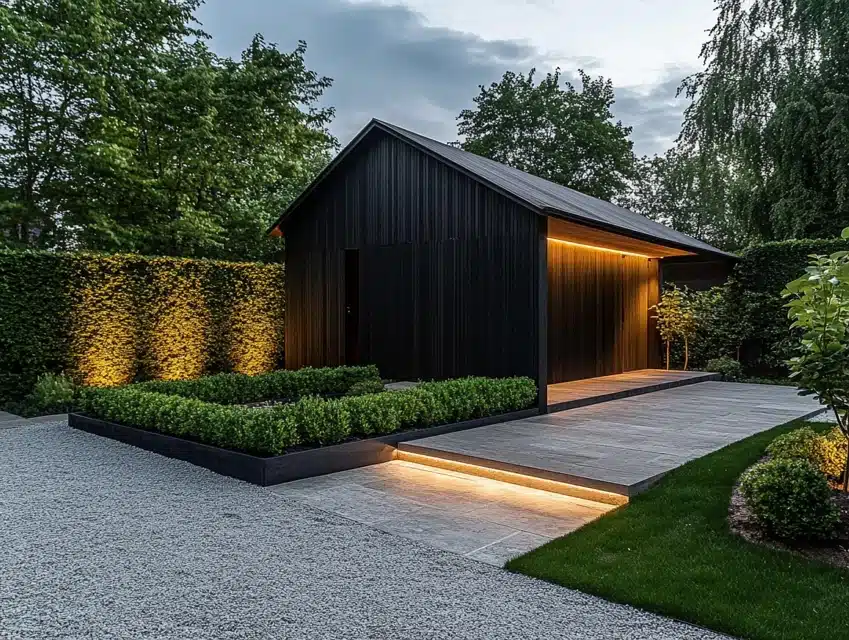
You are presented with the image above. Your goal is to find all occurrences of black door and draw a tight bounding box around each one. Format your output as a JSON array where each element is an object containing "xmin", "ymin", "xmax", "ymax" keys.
[{"xmin": 345, "ymin": 249, "xmax": 359, "ymax": 364}]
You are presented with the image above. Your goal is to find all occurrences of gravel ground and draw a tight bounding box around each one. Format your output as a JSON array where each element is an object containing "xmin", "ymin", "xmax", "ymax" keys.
[{"xmin": 1, "ymin": 422, "xmax": 726, "ymax": 640}]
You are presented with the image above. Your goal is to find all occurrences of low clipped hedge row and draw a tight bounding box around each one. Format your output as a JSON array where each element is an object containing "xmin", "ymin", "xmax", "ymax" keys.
[
  {"xmin": 136, "ymin": 365, "xmax": 381, "ymax": 405},
  {"xmin": 78, "ymin": 376, "xmax": 537, "ymax": 456}
]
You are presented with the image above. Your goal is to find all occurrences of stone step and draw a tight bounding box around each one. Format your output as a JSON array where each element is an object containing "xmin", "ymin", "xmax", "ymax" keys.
[{"xmin": 394, "ymin": 446, "xmax": 630, "ymax": 506}]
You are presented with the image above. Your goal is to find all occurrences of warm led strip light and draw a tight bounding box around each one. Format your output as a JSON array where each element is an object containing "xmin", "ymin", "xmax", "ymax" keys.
[
  {"xmin": 547, "ymin": 236, "xmax": 652, "ymax": 259},
  {"xmin": 395, "ymin": 449, "xmax": 628, "ymax": 506}
]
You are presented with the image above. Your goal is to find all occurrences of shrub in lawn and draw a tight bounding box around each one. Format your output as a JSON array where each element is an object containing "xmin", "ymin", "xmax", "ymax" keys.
[
  {"xmin": 767, "ymin": 427, "xmax": 846, "ymax": 479},
  {"xmin": 345, "ymin": 379, "xmax": 386, "ymax": 396},
  {"xmin": 706, "ymin": 356, "xmax": 744, "ymax": 381},
  {"xmin": 137, "ymin": 365, "xmax": 381, "ymax": 405},
  {"xmin": 740, "ymin": 458, "xmax": 839, "ymax": 540}
]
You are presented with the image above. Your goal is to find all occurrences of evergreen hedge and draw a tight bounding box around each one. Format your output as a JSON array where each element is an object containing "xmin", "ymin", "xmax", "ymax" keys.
[
  {"xmin": 730, "ymin": 238, "xmax": 849, "ymax": 373},
  {"xmin": 136, "ymin": 365, "xmax": 381, "ymax": 405},
  {"xmin": 0, "ymin": 251, "xmax": 285, "ymax": 404},
  {"xmin": 666, "ymin": 238, "xmax": 849, "ymax": 375},
  {"xmin": 78, "ymin": 376, "xmax": 538, "ymax": 455}
]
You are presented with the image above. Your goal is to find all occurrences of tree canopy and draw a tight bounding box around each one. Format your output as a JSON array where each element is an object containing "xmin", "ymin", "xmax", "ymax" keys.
[
  {"xmin": 624, "ymin": 147, "xmax": 749, "ymax": 251},
  {"xmin": 456, "ymin": 69, "xmax": 636, "ymax": 202},
  {"xmin": 0, "ymin": 0, "xmax": 335, "ymax": 260},
  {"xmin": 679, "ymin": 0, "xmax": 849, "ymax": 242}
]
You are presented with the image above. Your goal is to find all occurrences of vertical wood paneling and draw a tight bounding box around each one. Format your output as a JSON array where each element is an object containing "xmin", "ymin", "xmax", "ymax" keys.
[
  {"xmin": 547, "ymin": 241, "xmax": 659, "ymax": 383},
  {"xmin": 284, "ymin": 130, "xmax": 539, "ymax": 381},
  {"xmin": 647, "ymin": 260, "xmax": 661, "ymax": 368}
]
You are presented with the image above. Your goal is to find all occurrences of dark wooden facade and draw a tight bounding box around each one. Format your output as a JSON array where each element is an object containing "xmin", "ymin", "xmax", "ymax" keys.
[
  {"xmin": 660, "ymin": 256, "xmax": 734, "ymax": 291},
  {"xmin": 547, "ymin": 241, "xmax": 661, "ymax": 383},
  {"xmin": 284, "ymin": 129, "xmax": 541, "ymax": 382},
  {"xmin": 278, "ymin": 121, "xmax": 731, "ymax": 405}
]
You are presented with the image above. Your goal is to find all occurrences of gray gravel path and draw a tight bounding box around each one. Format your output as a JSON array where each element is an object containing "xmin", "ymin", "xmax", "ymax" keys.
[{"xmin": 1, "ymin": 422, "xmax": 726, "ymax": 640}]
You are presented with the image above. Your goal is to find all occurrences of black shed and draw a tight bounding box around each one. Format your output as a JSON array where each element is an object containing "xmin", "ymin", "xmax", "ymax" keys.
[{"xmin": 270, "ymin": 119, "xmax": 735, "ymax": 410}]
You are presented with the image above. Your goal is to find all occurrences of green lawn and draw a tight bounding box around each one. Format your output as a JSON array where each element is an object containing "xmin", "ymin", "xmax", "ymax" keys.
[{"xmin": 507, "ymin": 421, "xmax": 849, "ymax": 640}]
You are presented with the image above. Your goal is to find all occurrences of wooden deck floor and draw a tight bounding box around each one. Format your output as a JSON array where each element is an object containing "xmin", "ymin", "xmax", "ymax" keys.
[
  {"xmin": 399, "ymin": 381, "xmax": 824, "ymax": 504},
  {"xmin": 547, "ymin": 369, "xmax": 719, "ymax": 412}
]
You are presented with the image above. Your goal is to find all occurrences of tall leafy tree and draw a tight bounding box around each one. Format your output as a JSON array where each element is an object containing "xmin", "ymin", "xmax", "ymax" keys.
[
  {"xmin": 680, "ymin": 0, "xmax": 849, "ymax": 241},
  {"xmin": 0, "ymin": 0, "xmax": 335, "ymax": 259},
  {"xmin": 625, "ymin": 147, "xmax": 749, "ymax": 250},
  {"xmin": 0, "ymin": 0, "xmax": 201, "ymax": 248},
  {"xmin": 457, "ymin": 69, "xmax": 636, "ymax": 202}
]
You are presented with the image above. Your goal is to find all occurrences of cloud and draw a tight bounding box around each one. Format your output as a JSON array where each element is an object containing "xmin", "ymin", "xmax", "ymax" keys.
[
  {"xmin": 198, "ymin": 0, "xmax": 542, "ymax": 146},
  {"xmin": 197, "ymin": 0, "xmax": 690, "ymax": 156},
  {"xmin": 614, "ymin": 66, "xmax": 696, "ymax": 157}
]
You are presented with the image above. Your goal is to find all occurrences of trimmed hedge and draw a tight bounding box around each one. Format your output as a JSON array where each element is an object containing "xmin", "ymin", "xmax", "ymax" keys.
[
  {"xmin": 78, "ymin": 376, "xmax": 537, "ymax": 455},
  {"xmin": 136, "ymin": 365, "xmax": 381, "ymax": 405},
  {"xmin": 729, "ymin": 238, "xmax": 849, "ymax": 374},
  {"xmin": 666, "ymin": 237, "xmax": 849, "ymax": 374},
  {"xmin": 0, "ymin": 251, "xmax": 285, "ymax": 404}
]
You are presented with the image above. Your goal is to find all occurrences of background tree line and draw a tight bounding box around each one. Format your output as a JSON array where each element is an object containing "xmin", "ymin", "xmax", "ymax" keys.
[
  {"xmin": 457, "ymin": 0, "xmax": 849, "ymax": 252},
  {"xmin": 0, "ymin": 0, "xmax": 335, "ymax": 260},
  {"xmin": 2, "ymin": 0, "xmax": 848, "ymax": 260}
]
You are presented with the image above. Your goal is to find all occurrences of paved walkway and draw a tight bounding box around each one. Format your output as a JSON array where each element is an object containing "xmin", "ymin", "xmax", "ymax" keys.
[
  {"xmin": 1, "ymin": 410, "xmax": 68, "ymax": 429},
  {"xmin": 547, "ymin": 369, "xmax": 718, "ymax": 411},
  {"xmin": 402, "ymin": 382, "xmax": 824, "ymax": 498},
  {"xmin": 1, "ymin": 421, "xmax": 722, "ymax": 639},
  {"xmin": 272, "ymin": 460, "xmax": 614, "ymax": 566}
]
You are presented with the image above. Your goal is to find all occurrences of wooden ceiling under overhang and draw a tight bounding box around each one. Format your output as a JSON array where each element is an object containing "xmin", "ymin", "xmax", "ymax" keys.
[{"xmin": 546, "ymin": 217, "xmax": 696, "ymax": 259}]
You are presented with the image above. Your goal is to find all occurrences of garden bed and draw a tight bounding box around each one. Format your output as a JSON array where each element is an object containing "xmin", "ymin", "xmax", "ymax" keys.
[
  {"xmin": 73, "ymin": 366, "xmax": 538, "ymax": 483},
  {"xmin": 69, "ymin": 407, "xmax": 539, "ymax": 485}
]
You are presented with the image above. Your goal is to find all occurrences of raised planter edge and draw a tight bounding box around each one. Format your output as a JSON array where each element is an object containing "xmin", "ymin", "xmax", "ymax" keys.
[{"xmin": 69, "ymin": 406, "xmax": 539, "ymax": 487}]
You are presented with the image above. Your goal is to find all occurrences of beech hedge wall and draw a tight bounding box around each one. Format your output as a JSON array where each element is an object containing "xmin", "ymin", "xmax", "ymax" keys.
[{"xmin": 0, "ymin": 251, "xmax": 285, "ymax": 403}]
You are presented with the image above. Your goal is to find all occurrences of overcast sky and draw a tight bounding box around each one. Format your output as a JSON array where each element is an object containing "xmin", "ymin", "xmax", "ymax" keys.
[{"xmin": 196, "ymin": 0, "xmax": 717, "ymax": 157}]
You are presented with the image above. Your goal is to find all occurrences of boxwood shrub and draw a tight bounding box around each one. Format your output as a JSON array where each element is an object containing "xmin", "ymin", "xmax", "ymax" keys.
[
  {"xmin": 78, "ymin": 375, "xmax": 537, "ymax": 455},
  {"xmin": 767, "ymin": 426, "xmax": 847, "ymax": 479},
  {"xmin": 740, "ymin": 458, "xmax": 839, "ymax": 541},
  {"xmin": 136, "ymin": 365, "xmax": 381, "ymax": 405}
]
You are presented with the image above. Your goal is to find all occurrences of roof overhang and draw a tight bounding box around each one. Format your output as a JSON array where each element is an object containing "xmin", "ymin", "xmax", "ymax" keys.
[
  {"xmin": 546, "ymin": 217, "xmax": 695, "ymax": 259},
  {"xmin": 543, "ymin": 208, "xmax": 736, "ymax": 261}
]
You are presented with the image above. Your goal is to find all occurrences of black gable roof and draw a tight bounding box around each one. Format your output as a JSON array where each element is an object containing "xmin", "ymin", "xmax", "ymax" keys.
[{"xmin": 272, "ymin": 119, "xmax": 735, "ymax": 260}]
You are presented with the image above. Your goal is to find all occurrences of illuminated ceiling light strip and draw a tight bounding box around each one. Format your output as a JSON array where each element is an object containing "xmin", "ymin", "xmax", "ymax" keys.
[
  {"xmin": 546, "ymin": 236, "xmax": 653, "ymax": 259},
  {"xmin": 395, "ymin": 449, "xmax": 628, "ymax": 506}
]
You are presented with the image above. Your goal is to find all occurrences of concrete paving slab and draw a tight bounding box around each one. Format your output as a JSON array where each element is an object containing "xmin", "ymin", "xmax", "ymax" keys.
[
  {"xmin": 269, "ymin": 460, "xmax": 614, "ymax": 566},
  {"xmin": 401, "ymin": 381, "xmax": 825, "ymax": 497},
  {"xmin": 547, "ymin": 369, "xmax": 719, "ymax": 411}
]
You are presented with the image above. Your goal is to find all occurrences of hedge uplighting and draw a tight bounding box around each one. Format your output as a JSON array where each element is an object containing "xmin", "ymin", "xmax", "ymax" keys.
[
  {"xmin": 72, "ymin": 266, "xmax": 138, "ymax": 387},
  {"xmin": 148, "ymin": 265, "xmax": 210, "ymax": 381},
  {"xmin": 228, "ymin": 268, "xmax": 285, "ymax": 375},
  {"xmin": 0, "ymin": 251, "xmax": 285, "ymax": 400}
]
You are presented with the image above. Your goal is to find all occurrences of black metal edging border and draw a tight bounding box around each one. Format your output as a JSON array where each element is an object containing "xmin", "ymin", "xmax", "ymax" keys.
[
  {"xmin": 545, "ymin": 372, "xmax": 721, "ymax": 413},
  {"xmin": 69, "ymin": 407, "xmax": 539, "ymax": 487}
]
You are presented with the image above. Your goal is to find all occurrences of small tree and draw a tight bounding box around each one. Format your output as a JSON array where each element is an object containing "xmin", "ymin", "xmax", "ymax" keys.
[
  {"xmin": 783, "ymin": 228, "xmax": 849, "ymax": 491},
  {"xmin": 652, "ymin": 285, "xmax": 697, "ymax": 370}
]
